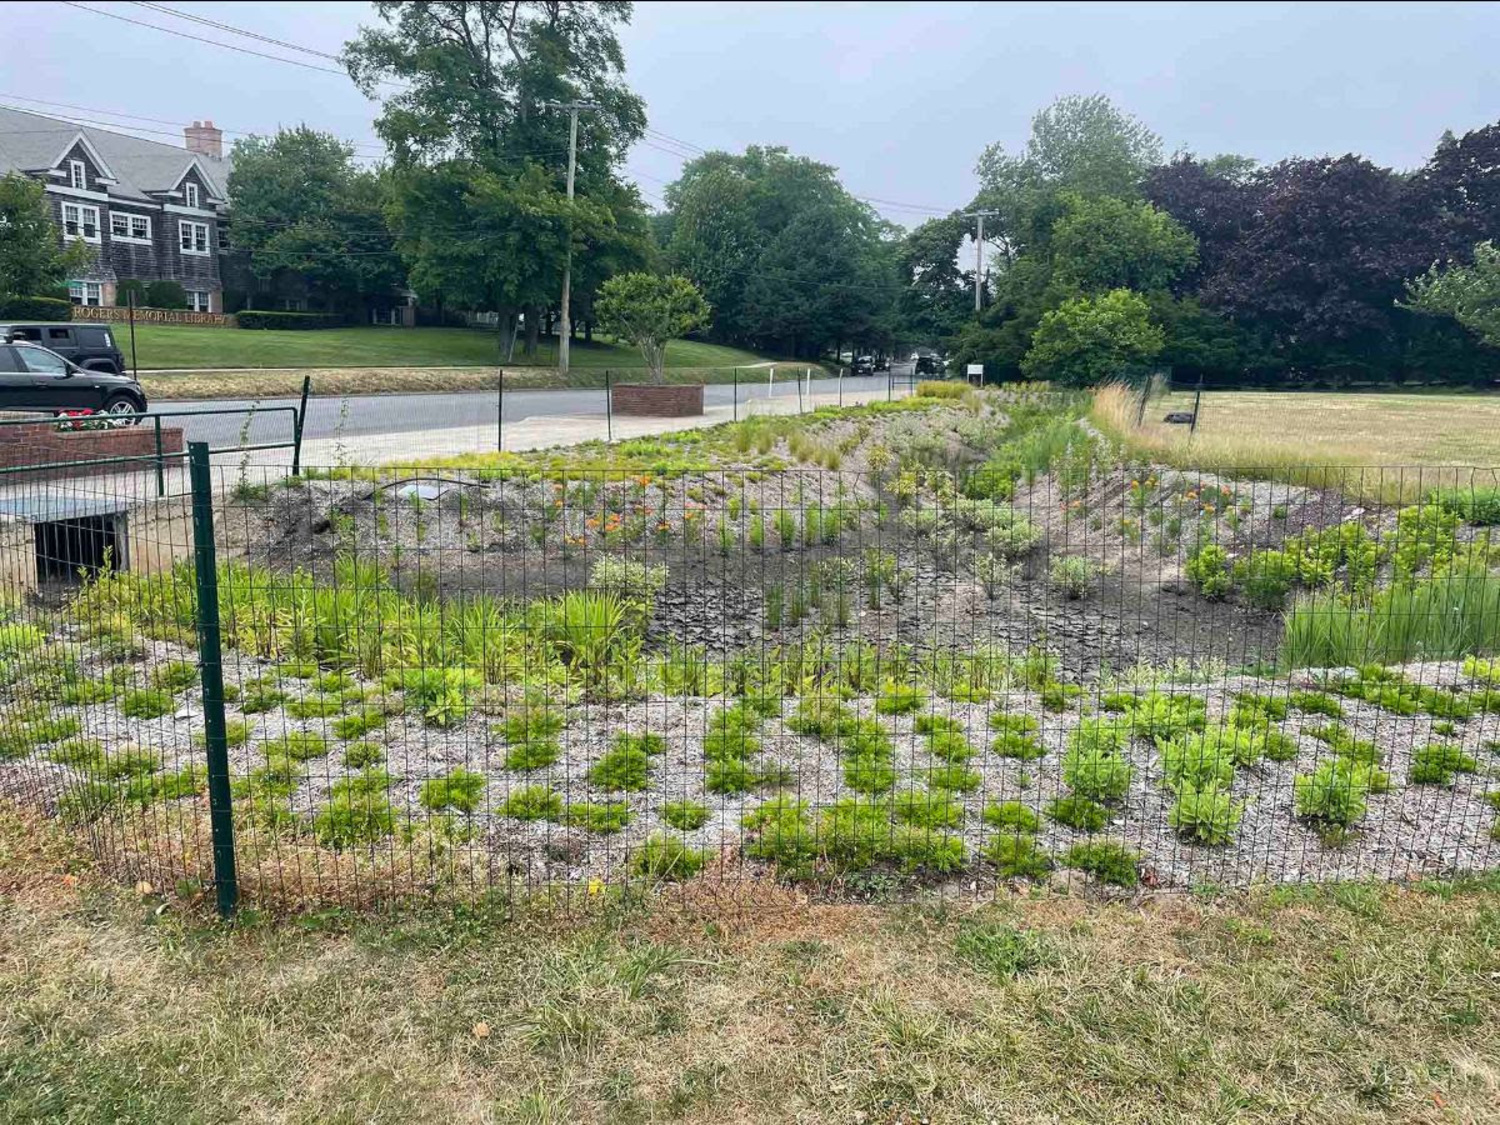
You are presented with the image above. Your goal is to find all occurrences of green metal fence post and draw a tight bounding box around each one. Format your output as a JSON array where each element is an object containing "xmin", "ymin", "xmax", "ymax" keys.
[
  {"xmin": 188, "ymin": 442, "xmax": 239, "ymax": 919},
  {"xmin": 153, "ymin": 415, "xmax": 165, "ymax": 497},
  {"xmin": 291, "ymin": 374, "xmax": 311, "ymax": 476}
]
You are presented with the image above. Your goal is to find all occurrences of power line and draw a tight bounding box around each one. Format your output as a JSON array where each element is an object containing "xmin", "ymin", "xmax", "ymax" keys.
[{"xmin": 128, "ymin": 1, "xmax": 344, "ymax": 62}]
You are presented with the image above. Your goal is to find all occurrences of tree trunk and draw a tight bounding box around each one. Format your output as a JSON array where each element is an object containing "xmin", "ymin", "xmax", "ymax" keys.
[
  {"xmin": 524, "ymin": 307, "xmax": 540, "ymax": 358},
  {"xmin": 584, "ymin": 320, "xmax": 593, "ymax": 344},
  {"xmin": 496, "ymin": 304, "xmax": 518, "ymax": 363}
]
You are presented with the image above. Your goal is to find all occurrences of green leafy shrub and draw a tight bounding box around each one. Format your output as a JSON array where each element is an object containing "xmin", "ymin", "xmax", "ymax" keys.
[
  {"xmin": 390, "ymin": 667, "xmax": 482, "ymax": 727},
  {"xmin": 1294, "ymin": 760, "xmax": 1370, "ymax": 827},
  {"xmin": 563, "ymin": 802, "xmax": 631, "ymax": 834},
  {"xmin": 615, "ymin": 732, "xmax": 666, "ymax": 757},
  {"xmin": 1430, "ymin": 487, "xmax": 1500, "ymax": 527},
  {"xmin": 1117, "ymin": 692, "xmax": 1207, "ymax": 740},
  {"xmin": 1048, "ymin": 555, "xmax": 1098, "ymax": 600},
  {"xmin": 498, "ymin": 785, "xmax": 563, "ymax": 821},
  {"xmin": 97, "ymin": 745, "xmax": 161, "ymax": 780},
  {"xmin": 925, "ymin": 730, "xmax": 976, "ymax": 763},
  {"xmin": 662, "ymin": 799, "xmax": 710, "ymax": 831},
  {"xmin": 844, "ymin": 751, "xmax": 898, "ymax": 795},
  {"xmin": 991, "ymin": 731, "xmax": 1047, "ymax": 759},
  {"xmin": 151, "ymin": 660, "xmax": 199, "ymax": 692},
  {"xmin": 983, "ymin": 801, "xmax": 1040, "ymax": 833},
  {"xmin": 342, "ymin": 741, "xmax": 385, "ymax": 770},
  {"xmin": 313, "ymin": 771, "xmax": 397, "ymax": 848},
  {"xmin": 1062, "ymin": 841, "xmax": 1140, "ymax": 887},
  {"xmin": 1045, "ymin": 795, "xmax": 1110, "ymax": 832},
  {"xmin": 1234, "ymin": 549, "xmax": 1297, "ymax": 610},
  {"xmin": 707, "ymin": 758, "xmax": 762, "ymax": 795},
  {"xmin": 875, "ymin": 681, "xmax": 925, "ymax": 715},
  {"xmin": 1159, "ymin": 732, "xmax": 1237, "ymax": 789},
  {"xmin": 985, "ymin": 833, "xmax": 1054, "ymax": 879},
  {"xmin": 895, "ymin": 789, "xmax": 965, "ymax": 830},
  {"xmin": 703, "ymin": 705, "xmax": 762, "ymax": 761},
  {"xmin": 1061, "ymin": 721, "xmax": 1133, "ymax": 802},
  {"xmin": 1185, "ymin": 544, "xmax": 1232, "ymax": 599},
  {"xmin": 1230, "ymin": 692, "xmax": 1288, "ymax": 724},
  {"xmin": 332, "ymin": 709, "xmax": 386, "ymax": 740},
  {"xmin": 499, "ymin": 707, "xmax": 565, "ymax": 770},
  {"xmin": 1409, "ymin": 742, "xmax": 1478, "ymax": 785},
  {"xmin": 631, "ymin": 834, "xmax": 705, "ymax": 880},
  {"xmin": 588, "ymin": 744, "xmax": 652, "ymax": 791},
  {"xmin": 419, "ymin": 768, "xmax": 487, "ymax": 813},
  {"xmin": 265, "ymin": 731, "xmax": 330, "ymax": 762},
  {"xmin": 820, "ymin": 798, "xmax": 966, "ymax": 873},
  {"xmin": 924, "ymin": 764, "xmax": 981, "ymax": 791},
  {"xmin": 1168, "ymin": 782, "xmax": 1242, "ymax": 845},
  {"xmin": 1290, "ymin": 690, "xmax": 1345, "ymax": 719},
  {"xmin": 119, "ymin": 689, "xmax": 175, "ymax": 719}
]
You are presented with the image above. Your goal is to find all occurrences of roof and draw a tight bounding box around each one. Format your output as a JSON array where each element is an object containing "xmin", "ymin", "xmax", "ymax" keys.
[{"xmin": 0, "ymin": 105, "xmax": 232, "ymax": 203}]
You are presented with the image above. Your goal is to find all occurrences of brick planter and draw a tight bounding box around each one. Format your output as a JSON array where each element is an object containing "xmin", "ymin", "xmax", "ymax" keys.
[
  {"xmin": 0, "ymin": 415, "xmax": 184, "ymax": 482},
  {"xmin": 610, "ymin": 383, "xmax": 705, "ymax": 417}
]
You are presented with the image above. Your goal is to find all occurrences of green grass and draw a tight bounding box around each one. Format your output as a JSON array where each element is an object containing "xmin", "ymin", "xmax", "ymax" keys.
[
  {"xmin": 130, "ymin": 323, "xmax": 785, "ymax": 372},
  {"xmin": 3, "ymin": 806, "xmax": 1500, "ymax": 1123}
]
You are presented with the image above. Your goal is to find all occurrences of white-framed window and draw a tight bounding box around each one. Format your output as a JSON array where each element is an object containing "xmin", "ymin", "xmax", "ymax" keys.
[
  {"xmin": 67, "ymin": 280, "xmax": 102, "ymax": 307},
  {"xmin": 109, "ymin": 212, "xmax": 152, "ymax": 242},
  {"xmin": 69, "ymin": 159, "xmax": 86, "ymax": 190},
  {"xmin": 179, "ymin": 220, "xmax": 209, "ymax": 255},
  {"xmin": 184, "ymin": 181, "xmax": 200, "ymax": 208},
  {"xmin": 217, "ymin": 224, "xmax": 230, "ymax": 250},
  {"xmin": 62, "ymin": 203, "xmax": 100, "ymax": 243},
  {"xmin": 186, "ymin": 289, "xmax": 212, "ymax": 313}
]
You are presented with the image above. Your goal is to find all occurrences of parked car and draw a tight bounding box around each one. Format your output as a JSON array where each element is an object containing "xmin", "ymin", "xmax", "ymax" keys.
[
  {"xmin": 914, "ymin": 354, "xmax": 944, "ymax": 375},
  {"xmin": 0, "ymin": 321, "xmax": 127, "ymax": 375},
  {"xmin": 0, "ymin": 341, "xmax": 148, "ymax": 418},
  {"xmin": 852, "ymin": 355, "xmax": 876, "ymax": 375},
  {"xmin": 874, "ymin": 356, "xmax": 891, "ymax": 372}
]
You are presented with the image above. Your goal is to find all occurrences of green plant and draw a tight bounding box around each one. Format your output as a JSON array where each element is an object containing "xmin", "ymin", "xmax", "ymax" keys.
[
  {"xmin": 983, "ymin": 801, "xmax": 1040, "ymax": 833},
  {"xmin": 925, "ymin": 730, "xmax": 976, "ymax": 764},
  {"xmin": 787, "ymin": 696, "xmax": 857, "ymax": 740},
  {"xmin": 287, "ymin": 695, "xmax": 344, "ymax": 720},
  {"xmin": 1168, "ymin": 782, "xmax": 1242, "ymax": 845},
  {"xmin": 1062, "ymin": 840, "xmax": 1140, "ymax": 887},
  {"xmin": 991, "ymin": 730, "xmax": 1047, "ymax": 760},
  {"xmin": 342, "ymin": 741, "xmax": 385, "ymax": 770},
  {"xmin": 498, "ymin": 785, "xmax": 563, "ymax": 821},
  {"xmin": 954, "ymin": 919, "xmax": 1055, "ymax": 975},
  {"xmin": 588, "ymin": 744, "xmax": 652, "ymax": 791},
  {"xmin": 1185, "ymin": 544, "xmax": 1232, "ymax": 599},
  {"xmin": 844, "ymin": 752, "xmax": 898, "ymax": 795},
  {"xmin": 419, "ymin": 768, "xmax": 487, "ymax": 814},
  {"xmin": 239, "ymin": 686, "xmax": 288, "ymax": 714},
  {"xmin": 923, "ymin": 764, "xmax": 982, "ymax": 792},
  {"xmin": 390, "ymin": 666, "xmax": 482, "ymax": 727},
  {"xmin": 1290, "ymin": 690, "xmax": 1345, "ymax": 719},
  {"xmin": 312, "ymin": 770, "xmax": 397, "ymax": 848},
  {"xmin": 1045, "ymin": 795, "xmax": 1110, "ymax": 832},
  {"xmin": 332, "ymin": 709, "xmax": 386, "ymax": 740},
  {"xmin": 1294, "ymin": 759, "xmax": 1370, "ymax": 827},
  {"xmin": 47, "ymin": 738, "xmax": 106, "ymax": 772},
  {"xmin": 1409, "ymin": 743, "xmax": 1478, "ymax": 785},
  {"xmin": 119, "ymin": 688, "xmax": 175, "ymax": 719},
  {"xmin": 631, "ymin": 834, "xmax": 705, "ymax": 880},
  {"xmin": 985, "ymin": 833, "xmax": 1054, "ymax": 880},
  {"xmin": 265, "ymin": 731, "xmax": 330, "ymax": 762},
  {"xmin": 500, "ymin": 707, "xmax": 565, "ymax": 770},
  {"xmin": 194, "ymin": 720, "xmax": 253, "ymax": 750},
  {"xmin": 1061, "ymin": 721, "xmax": 1133, "ymax": 802},
  {"xmin": 875, "ymin": 681, "xmax": 925, "ymax": 716},
  {"xmin": 661, "ymin": 799, "xmax": 710, "ymax": 831},
  {"xmin": 895, "ymin": 789, "xmax": 965, "ymax": 830},
  {"xmin": 563, "ymin": 802, "xmax": 632, "ymax": 834},
  {"xmin": 1048, "ymin": 555, "xmax": 1098, "ymax": 599}
]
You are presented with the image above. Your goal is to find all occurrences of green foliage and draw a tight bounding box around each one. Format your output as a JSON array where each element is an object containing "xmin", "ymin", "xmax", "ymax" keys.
[
  {"xmin": 991, "ymin": 730, "xmax": 1047, "ymax": 760},
  {"xmin": 194, "ymin": 720, "xmax": 253, "ymax": 750},
  {"xmin": 895, "ymin": 789, "xmax": 966, "ymax": 830},
  {"xmin": 1409, "ymin": 743, "xmax": 1478, "ymax": 786},
  {"xmin": 332, "ymin": 709, "xmax": 386, "ymax": 740},
  {"xmin": 588, "ymin": 744, "xmax": 652, "ymax": 792},
  {"xmin": 265, "ymin": 731, "xmax": 330, "ymax": 762},
  {"xmin": 661, "ymin": 800, "xmax": 710, "ymax": 831},
  {"xmin": 925, "ymin": 731, "xmax": 976, "ymax": 764},
  {"xmin": 1061, "ymin": 719, "xmax": 1134, "ymax": 802},
  {"xmin": 985, "ymin": 834, "xmax": 1055, "ymax": 880},
  {"xmin": 0, "ymin": 172, "xmax": 93, "ymax": 303},
  {"xmin": 342, "ymin": 741, "xmax": 385, "ymax": 770},
  {"xmin": 313, "ymin": 770, "xmax": 397, "ymax": 848},
  {"xmin": 419, "ymin": 768, "xmax": 486, "ymax": 813},
  {"xmin": 874, "ymin": 681, "xmax": 925, "ymax": 716},
  {"xmin": 151, "ymin": 660, "xmax": 200, "ymax": 692},
  {"xmin": 923, "ymin": 764, "xmax": 982, "ymax": 792},
  {"xmin": 631, "ymin": 834, "xmax": 705, "ymax": 881},
  {"xmin": 1290, "ymin": 690, "xmax": 1345, "ymax": 719},
  {"xmin": 1062, "ymin": 841, "xmax": 1141, "ymax": 887},
  {"xmin": 595, "ymin": 273, "xmax": 711, "ymax": 382},
  {"xmin": 844, "ymin": 751, "xmax": 897, "ymax": 795},
  {"xmin": 1021, "ymin": 289, "xmax": 1164, "ymax": 386},
  {"xmin": 1049, "ymin": 193, "xmax": 1198, "ymax": 293},
  {"xmin": 1405, "ymin": 240, "xmax": 1500, "ymax": 347},
  {"xmin": 706, "ymin": 757, "xmax": 762, "ymax": 795},
  {"xmin": 1046, "ymin": 794, "xmax": 1111, "ymax": 832},
  {"xmin": 1432, "ymin": 487, "xmax": 1500, "ymax": 528},
  {"xmin": 47, "ymin": 738, "xmax": 106, "ymax": 772},
  {"xmin": 1159, "ymin": 731, "xmax": 1237, "ymax": 789},
  {"xmin": 787, "ymin": 696, "xmax": 857, "ymax": 740},
  {"xmin": 498, "ymin": 786, "xmax": 564, "ymax": 821},
  {"xmin": 499, "ymin": 706, "xmax": 564, "ymax": 770},
  {"xmin": 287, "ymin": 694, "xmax": 345, "ymax": 720},
  {"xmin": 562, "ymin": 802, "xmax": 632, "ymax": 834},
  {"xmin": 1168, "ymin": 782, "xmax": 1243, "ymax": 845},
  {"xmin": 1185, "ymin": 544, "xmax": 1232, "ymax": 599},
  {"xmin": 983, "ymin": 801, "xmax": 1040, "ymax": 833},
  {"xmin": 703, "ymin": 705, "xmax": 762, "ymax": 761},
  {"xmin": 1294, "ymin": 760, "xmax": 1371, "ymax": 827},
  {"xmin": 390, "ymin": 666, "xmax": 482, "ymax": 727},
  {"xmin": 1115, "ymin": 691, "xmax": 1208, "ymax": 740},
  {"xmin": 239, "ymin": 685, "xmax": 288, "ymax": 714},
  {"xmin": 119, "ymin": 689, "xmax": 175, "ymax": 720}
]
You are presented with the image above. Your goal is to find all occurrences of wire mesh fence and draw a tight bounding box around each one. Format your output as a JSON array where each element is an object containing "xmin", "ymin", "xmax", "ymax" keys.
[{"xmin": 2, "ymin": 443, "xmax": 1499, "ymax": 913}]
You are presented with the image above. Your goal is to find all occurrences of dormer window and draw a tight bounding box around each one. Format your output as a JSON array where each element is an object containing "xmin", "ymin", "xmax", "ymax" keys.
[
  {"xmin": 184, "ymin": 181, "xmax": 200, "ymax": 208},
  {"xmin": 69, "ymin": 159, "xmax": 85, "ymax": 190}
]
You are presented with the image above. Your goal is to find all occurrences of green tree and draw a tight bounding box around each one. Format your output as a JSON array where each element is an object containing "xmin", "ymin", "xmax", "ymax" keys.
[
  {"xmin": 595, "ymin": 273, "xmax": 709, "ymax": 381},
  {"xmin": 1021, "ymin": 288, "xmax": 1164, "ymax": 386},
  {"xmin": 1405, "ymin": 241, "xmax": 1500, "ymax": 348},
  {"xmin": 0, "ymin": 173, "xmax": 90, "ymax": 304},
  {"xmin": 228, "ymin": 128, "xmax": 403, "ymax": 314},
  {"xmin": 896, "ymin": 215, "xmax": 973, "ymax": 346},
  {"xmin": 1050, "ymin": 193, "xmax": 1197, "ymax": 294},
  {"xmin": 344, "ymin": 1, "xmax": 647, "ymax": 358}
]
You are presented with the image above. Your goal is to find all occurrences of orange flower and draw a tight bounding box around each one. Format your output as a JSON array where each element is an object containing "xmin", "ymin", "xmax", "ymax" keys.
[{"xmin": 584, "ymin": 516, "xmax": 600, "ymax": 529}]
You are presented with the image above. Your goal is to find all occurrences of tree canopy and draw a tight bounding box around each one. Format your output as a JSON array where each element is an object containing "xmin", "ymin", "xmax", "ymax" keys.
[
  {"xmin": 595, "ymin": 272, "xmax": 709, "ymax": 381},
  {"xmin": 0, "ymin": 173, "xmax": 90, "ymax": 304}
]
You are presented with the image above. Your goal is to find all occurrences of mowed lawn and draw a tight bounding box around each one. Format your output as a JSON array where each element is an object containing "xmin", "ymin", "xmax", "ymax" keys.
[
  {"xmin": 127, "ymin": 324, "xmax": 779, "ymax": 371},
  {"xmin": 1100, "ymin": 387, "xmax": 1500, "ymax": 471},
  {"xmin": 2, "ymin": 808, "xmax": 1497, "ymax": 1124}
]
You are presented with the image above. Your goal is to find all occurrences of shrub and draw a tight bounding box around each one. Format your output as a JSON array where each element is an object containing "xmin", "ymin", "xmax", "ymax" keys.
[
  {"xmin": 1431, "ymin": 487, "xmax": 1500, "ymax": 527},
  {"xmin": 97, "ymin": 745, "xmax": 160, "ymax": 780},
  {"xmin": 1062, "ymin": 722, "xmax": 1133, "ymax": 802},
  {"xmin": 703, "ymin": 705, "xmax": 762, "ymax": 760},
  {"xmin": 991, "ymin": 731, "xmax": 1047, "ymax": 760},
  {"xmin": 983, "ymin": 516, "xmax": 1044, "ymax": 560},
  {"xmin": 983, "ymin": 801, "xmax": 1040, "ymax": 833},
  {"xmin": 1159, "ymin": 732, "xmax": 1237, "ymax": 789},
  {"xmin": 265, "ymin": 731, "xmax": 330, "ymax": 761},
  {"xmin": 1290, "ymin": 690, "xmax": 1345, "ymax": 719},
  {"xmin": 875, "ymin": 681, "xmax": 925, "ymax": 715},
  {"xmin": 1294, "ymin": 759, "xmax": 1370, "ymax": 827},
  {"xmin": 47, "ymin": 738, "xmax": 106, "ymax": 772},
  {"xmin": 844, "ymin": 751, "xmax": 897, "ymax": 794},
  {"xmin": 1185, "ymin": 544, "xmax": 1232, "ymax": 599},
  {"xmin": 787, "ymin": 696, "xmax": 857, "ymax": 740},
  {"xmin": 916, "ymin": 380, "xmax": 966, "ymax": 399},
  {"xmin": 498, "ymin": 785, "xmax": 563, "ymax": 820},
  {"xmin": 236, "ymin": 310, "xmax": 344, "ymax": 330},
  {"xmin": 1048, "ymin": 555, "xmax": 1098, "ymax": 599},
  {"xmin": 1062, "ymin": 841, "xmax": 1140, "ymax": 887},
  {"xmin": 632, "ymin": 834, "xmax": 705, "ymax": 880},
  {"xmin": 924, "ymin": 764, "xmax": 982, "ymax": 791},
  {"xmin": 313, "ymin": 771, "xmax": 397, "ymax": 848},
  {"xmin": 707, "ymin": 758, "xmax": 761, "ymax": 794},
  {"xmin": 985, "ymin": 833, "xmax": 1054, "ymax": 880},
  {"xmin": 391, "ymin": 666, "xmax": 482, "ymax": 727},
  {"xmin": 332, "ymin": 709, "xmax": 386, "ymax": 740},
  {"xmin": 1409, "ymin": 742, "xmax": 1478, "ymax": 786},
  {"xmin": 144, "ymin": 280, "xmax": 188, "ymax": 309},
  {"xmin": 194, "ymin": 719, "xmax": 253, "ymax": 750},
  {"xmin": 419, "ymin": 768, "xmax": 486, "ymax": 813},
  {"xmin": 500, "ymin": 707, "xmax": 564, "ymax": 770},
  {"xmin": 588, "ymin": 744, "xmax": 652, "ymax": 791},
  {"xmin": 1117, "ymin": 692, "xmax": 1207, "ymax": 740},
  {"xmin": 342, "ymin": 741, "xmax": 385, "ymax": 770},
  {"xmin": 1168, "ymin": 782, "xmax": 1242, "ymax": 845},
  {"xmin": 662, "ymin": 799, "xmax": 710, "ymax": 831},
  {"xmin": 119, "ymin": 688, "xmax": 175, "ymax": 719},
  {"xmin": 563, "ymin": 802, "xmax": 631, "ymax": 834},
  {"xmin": 1045, "ymin": 795, "xmax": 1110, "ymax": 832},
  {"xmin": 151, "ymin": 660, "xmax": 199, "ymax": 692},
  {"xmin": 895, "ymin": 788, "xmax": 965, "ymax": 830},
  {"xmin": 1235, "ymin": 549, "xmax": 1297, "ymax": 610},
  {"xmin": 0, "ymin": 295, "xmax": 72, "ymax": 319},
  {"xmin": 925, "ymin": 730, "xmax": 976, "ymax": 763}
]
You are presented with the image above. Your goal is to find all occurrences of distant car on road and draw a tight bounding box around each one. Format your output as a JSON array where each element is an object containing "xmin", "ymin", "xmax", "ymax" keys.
[
  {"xmin": 914, "ymin": 355, "xmax": 944, "ymax": 376},
  {"xmin": 0, "ymin": 341, "xmax": 148, "ymax": 419},
  {"xmin": 0, "ymin": 321, "xmax": 127, "ymax": 375},
  {"xmin": 852, "ymin": 355, "xmax": 876, "ymax": 375},
  {"xmin": 874, "ymin": 356, "xmax": 890, "ymax": 372}
]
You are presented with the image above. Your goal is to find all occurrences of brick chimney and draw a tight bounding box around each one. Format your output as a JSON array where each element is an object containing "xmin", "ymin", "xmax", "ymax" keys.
[{"xmin": 184, "ymin": 120, "xmax": 223, "ymax": 160}]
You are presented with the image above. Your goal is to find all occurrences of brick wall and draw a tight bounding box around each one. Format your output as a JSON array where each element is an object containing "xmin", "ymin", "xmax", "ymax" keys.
[
  {"xmin": 610, "ymin": 382, "xmax": 705, "ymax": 417},
  {"xmin": 0, "ymin": 417, "xmax": 184, "ymax": 482}
]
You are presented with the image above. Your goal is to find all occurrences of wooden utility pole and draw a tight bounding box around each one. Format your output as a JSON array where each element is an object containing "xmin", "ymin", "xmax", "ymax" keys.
[{"xmin": 542, "ymin": 100, "xmax": 599, "ymax": 376}]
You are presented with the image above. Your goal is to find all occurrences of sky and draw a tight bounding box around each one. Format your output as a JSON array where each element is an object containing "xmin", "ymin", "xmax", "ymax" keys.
[{"xmin": 8, "ymin": 1, "xmax": 1500, "ymax": 226}]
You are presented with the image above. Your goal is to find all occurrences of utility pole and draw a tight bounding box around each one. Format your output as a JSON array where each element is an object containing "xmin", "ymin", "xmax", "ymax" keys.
[
  {"xmin": 542, "ymin": 100, "xmax": 600, "ymax": 376},
  {"xmin": 963, "ymin": 210, "xmax": 1000, "ymax": 312}
]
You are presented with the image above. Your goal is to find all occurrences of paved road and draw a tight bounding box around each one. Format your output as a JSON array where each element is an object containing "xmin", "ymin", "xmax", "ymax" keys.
[{"xmin": 166, "ymin": 369, "xmax": 914, "ymax": 447}]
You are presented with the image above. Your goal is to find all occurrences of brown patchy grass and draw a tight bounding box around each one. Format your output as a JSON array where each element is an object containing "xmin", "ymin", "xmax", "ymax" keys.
[
  {"xmin": 2, "ymin": 804, "xmax": 1498, "ymax": 1123},
  {"xmin": 1095, "ymin": 384, "xmax": 1500, "ymax": 497}
]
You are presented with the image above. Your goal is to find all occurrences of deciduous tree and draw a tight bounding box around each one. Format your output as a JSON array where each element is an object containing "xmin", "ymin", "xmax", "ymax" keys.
[{"xmin": 595, "ymin": 272, "xmax": 709, "ymax": 381}]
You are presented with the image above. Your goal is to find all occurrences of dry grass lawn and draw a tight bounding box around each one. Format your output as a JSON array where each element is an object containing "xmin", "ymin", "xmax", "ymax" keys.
[
  {"xmin": 2, "ymin": 806, "xmax": 1498, "ymax": 1123},
  {"xmin": 1095, "ymin": 385, "xmax": 1500, "ymax": 492}
]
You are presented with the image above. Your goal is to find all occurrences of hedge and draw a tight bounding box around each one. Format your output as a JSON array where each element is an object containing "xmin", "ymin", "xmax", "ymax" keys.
[
  {"xmin": 0, "ymin": 296, "xmax": 73, "ymax": 320},
  {"xmin": 236, "ymin": 310, "xmax": 346, "ymax": 331}
]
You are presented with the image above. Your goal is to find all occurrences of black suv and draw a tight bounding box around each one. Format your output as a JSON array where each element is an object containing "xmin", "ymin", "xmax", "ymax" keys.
[
  {"xmin": 0, "ymin": 341, "xmax": 148, "ymax": 417},
  {"xmin": 0, "ymin": 322, "xmax": 127, "ymax": 374}
]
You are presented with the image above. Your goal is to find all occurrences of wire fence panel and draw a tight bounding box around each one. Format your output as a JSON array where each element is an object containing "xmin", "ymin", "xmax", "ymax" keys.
[{"xmin": 2, "ymin": 440, "xmax": 1499, "ymax": 912}]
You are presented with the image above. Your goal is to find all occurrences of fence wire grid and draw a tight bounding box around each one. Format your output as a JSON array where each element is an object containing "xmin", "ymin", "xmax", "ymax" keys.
[{"xmin": 2, "ymin": 447, "xmax": 1499, "ymax": 914}]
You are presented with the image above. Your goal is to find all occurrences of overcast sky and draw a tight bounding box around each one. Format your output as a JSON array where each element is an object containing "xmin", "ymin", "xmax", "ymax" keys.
[{"xmin": 9, "ymin": 1, "xmax": 1499, "ymax": 225}]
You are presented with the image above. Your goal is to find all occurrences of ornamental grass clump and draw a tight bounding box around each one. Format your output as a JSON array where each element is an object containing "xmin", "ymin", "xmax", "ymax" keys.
[
  {"xmin": 1062, "ymin": 840, "xmax": 1140, "ymax": 887},
  {"xmin": 588, "ymin": 743, "xmax": 652, "ymax": 791},
  {"xmin": 662, "ymin": 799, "xmax": 710, "ymax": 831},
  {"xmin": 419, "ymin": 768, "xmax": 487, "ymax": 814},
  {"xmin": 1409, "ymin": 742, "xmax": 1478, "ymax": 786}
]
